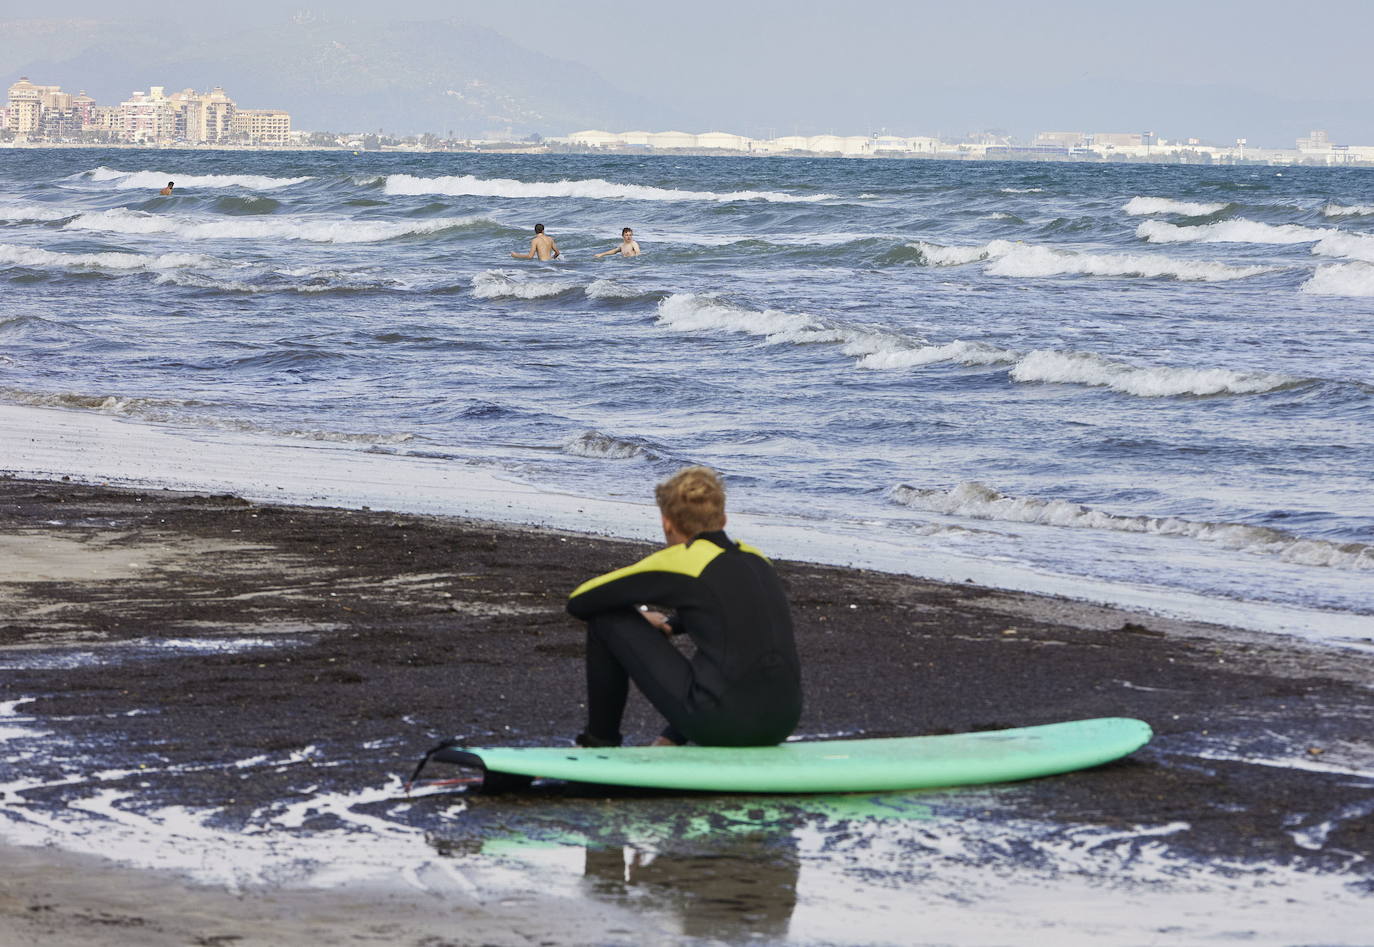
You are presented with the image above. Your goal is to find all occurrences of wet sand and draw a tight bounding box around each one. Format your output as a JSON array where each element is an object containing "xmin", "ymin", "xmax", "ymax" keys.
[{"xmin": 1, "ymin": 475, "xmax": 1372, "ymax": 945}]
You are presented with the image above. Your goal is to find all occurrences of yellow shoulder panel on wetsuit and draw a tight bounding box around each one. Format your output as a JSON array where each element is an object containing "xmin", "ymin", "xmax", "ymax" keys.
[
  {"xmin": 735, "ymin": 540, "xmax": 771, "ymax": 563},
  {"xmin": 569, "ymin": 539, "xmax": 727, "ymax": 600}
]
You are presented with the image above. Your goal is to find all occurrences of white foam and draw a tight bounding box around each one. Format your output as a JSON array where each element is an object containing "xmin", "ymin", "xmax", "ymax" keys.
[
  {"xmin": 470, "ymin": 269, "xmax": 582, "ymax": 299},
  {"xmin": 1009, "ymin": 349, "xmax": 1296, "ymax": 397},
  {"xmin": 1321, "ymin": 203, "xmax": 1374, "ymax": 218},
  {"xmin": 1136, "ymin": 218, "xmax": 1331, "ymax": 245},
  {"xmin": 890, "ymin": 481, "xmax": 1374, "ymax": 571},
  {"xmin": 856, "ymin": 339, "xmax": 1019, "ymax": 370},
  {"xmin": 0, "ymin": 202, "xmax": 75, "ymax": 222},
  {"xmin": 909, "ymin": 240, "xmax": 992, "ymax": 266},
  {"xmin": 1309, "ymin": 230, "xmax": 1374, "ymax": 263},
  {"xmin": 1300, "ymin": 262, "xmax": 1374, "ymax": 296},
  {"xmin": 909, "ymin": 239, "xmax": 1271, "ymax": 281},
  {"xmin": 562, "ymin": 430, "xmax": 651, "ymax": 460},
  {"xmin": 382, "ymin": 173, "xmax": 831, "ymax": 203},
  {"xmin": 0, "ymin": 242, "xmax": 217, "ymax": 272},
  {"xmin": 584, "ymin": 278, "xmax": 639, "ymax": 299},
  {"xmin": 655, "ymin": 294, "xmax": 918, "ymax": 362},
  {"xmin": 1123, "ymin": 196, "xmax": 1229, "ymax": 216},
  {"xmin": 63, "ymin": 208, "xmax": 490, "ymax": 244},
  {"xmin": 80, "ymin": 166, "xmax": 310, "ymax": 191},
  {"xmin": 999, "ymin": 187, "xmax": 1043, "ymax": 193},
  {"xmin": 984, "ymin": 243, "xmax": 1272, "ymax": 282}
]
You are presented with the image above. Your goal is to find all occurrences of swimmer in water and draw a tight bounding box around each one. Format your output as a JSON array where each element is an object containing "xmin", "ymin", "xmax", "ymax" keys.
[
  {"xmin": 159, "ymin": 181, "xmax": 174, "ymax": 196},
  {"xmin": 594, "ymin": 227, "xmax": 641, "ymax": 259},
  {"xmin": 511, "ymin": 223, "xmax": 560, "ymax": 261}
]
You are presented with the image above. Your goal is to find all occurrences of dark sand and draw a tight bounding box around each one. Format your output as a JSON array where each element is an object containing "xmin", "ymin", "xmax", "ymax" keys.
[{"xmin": 1, "ymin": 476, "xmax": 1372, "ymax": 945}]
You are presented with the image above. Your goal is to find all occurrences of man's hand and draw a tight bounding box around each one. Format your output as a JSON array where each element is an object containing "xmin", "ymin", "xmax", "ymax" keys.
[{"xmin": 636, "ymin": 605, "xmax": 672, "ymax": 635}]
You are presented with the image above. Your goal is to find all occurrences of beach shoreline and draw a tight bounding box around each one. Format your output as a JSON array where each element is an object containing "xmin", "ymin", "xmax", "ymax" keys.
[{"xmin": 2, "ymin": 474, "xmax": 1372, "ymax": 944}]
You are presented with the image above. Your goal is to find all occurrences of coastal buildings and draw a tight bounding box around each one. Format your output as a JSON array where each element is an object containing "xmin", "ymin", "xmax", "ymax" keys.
[
  {"xmin": 2, "ymin": 77, "xmax": 290, "ymax": 146},
  {"xmin": 557, "ymin": 127, "xmax": 1374, "ymax": 166}
]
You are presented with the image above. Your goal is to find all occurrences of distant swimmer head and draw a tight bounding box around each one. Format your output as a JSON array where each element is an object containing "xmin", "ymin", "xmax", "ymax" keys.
[
  {"xmin": 534, "ymin": 223, "xmax": 545, "ymax": 234},
  {"xmin": 168, "ymin": 181, "xmax": 174, "ymax": 187},
  {"xmin": 655, "ymin": 466, "xmax": 727, "ymax": 541},
  {"xmin": 622, "ymin": 227, "xmax": 633, "ymax": 236}
]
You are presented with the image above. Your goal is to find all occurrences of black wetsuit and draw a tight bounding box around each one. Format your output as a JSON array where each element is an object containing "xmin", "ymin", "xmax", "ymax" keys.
[{"xmin": 567, "ymin": 530, "xmax": 802, "ymax": 747}]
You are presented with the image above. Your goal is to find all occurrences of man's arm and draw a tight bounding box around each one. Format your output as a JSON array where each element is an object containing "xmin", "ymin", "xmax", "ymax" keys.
[
  {"xmin": 511, "ymin": 238, "xmax": 538, "ymax": 259},
  {"xmin": 594, "ymin": 245, "xmax": 621, "ymax": 258},
  {"xmin": 550, "ymin": 240, "xmax": 560, "ymax": 259}
]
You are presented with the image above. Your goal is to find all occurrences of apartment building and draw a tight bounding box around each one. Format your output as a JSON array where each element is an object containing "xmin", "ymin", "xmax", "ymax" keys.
[
  {"xmin": 230, "ymin": 108, "xmax": 291, "ymax": 145},
  {"xmin": 4, "ymin": 77, "xmax": 289, "ymax": 145}
]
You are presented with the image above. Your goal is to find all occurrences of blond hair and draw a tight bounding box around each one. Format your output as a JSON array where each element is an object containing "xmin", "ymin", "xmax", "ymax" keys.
[{"xmin": 655, "ymin": 466, "xmax": 726, "ymax": 536}]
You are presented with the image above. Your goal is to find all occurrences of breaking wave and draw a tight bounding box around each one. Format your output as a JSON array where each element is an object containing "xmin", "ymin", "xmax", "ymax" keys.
[
  {"xmin": 890, "ymin": 481, "xmax": 1374, "ymax": 571},
  {"xmin": 77, "ymin": 166, "xmax": 311, "ymax": 190},
  {"xmin": 905, "ymin": 240, "xmax": 1272, "ymax": 281},
  {"xmin": 584, "ymin": 279, "xmax": 642, "ymax": 299},
  {"xmin": 1309, "ymin": 231, "xmax": 1374, "ymax": 264},
  {"xmin": 1136, "ymin": 219, "xmax": 1330, "ymax": 245},
  {"xmin": 382, "ymin": 173, "xmax": 832, "ymax": 203},
  {"xmin": 1321, "ymin": 203, "xmax": 1374, "ymax": 218},
  {"xmin": 655, "ymin": 293, "xmax": 916, "ymax": 359},
  {"xmin": 561, "ymin": 430, "xmax": 657, "ymax": 460},
  {"xmin": 1123, "ymin": 197, "xmax": 1231, "ymax": 216},
  {"xmin": 63, "ymin": 208, "xmax": 493, "ymax": 243},
  {"xmin": 470, "ymin": 269, "xmax": 582, "ymax": 299},
  {"xmin": 1300, "ymin": 263, "xmax": 1374, "ymax": 297},
  {"xmin": 1007, "ymin": 349, "xmax": 1297, "ymax": 397},
  {"xmin": 0, "ymin": 242, "xmax": 216, "ymax": 272},
  {"xmin": 0, "ymin": 202, "xmax": 75, "ymax": 223},
  {"xmin": 856, "ymin": 340, "xmax": 1019, "ymax": 370},
  {"xmin": 660, "ymin": 294, "xmax": 1302, "ymax": 397}
]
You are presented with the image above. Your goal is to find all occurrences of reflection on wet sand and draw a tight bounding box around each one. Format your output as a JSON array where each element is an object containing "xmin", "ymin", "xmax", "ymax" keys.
[
  {"xmin": 583, "ymin": 837, "xmax": 799, "ymax": 942},
  {"xmin": 425, "ymin": 787, "xmax": 934, "ymax": 941}
]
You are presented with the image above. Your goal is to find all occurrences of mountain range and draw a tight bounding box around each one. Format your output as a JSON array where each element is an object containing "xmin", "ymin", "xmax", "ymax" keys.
[{"xmin": 0, "ymin": 14, "xmax": 676, "ymax": 137}]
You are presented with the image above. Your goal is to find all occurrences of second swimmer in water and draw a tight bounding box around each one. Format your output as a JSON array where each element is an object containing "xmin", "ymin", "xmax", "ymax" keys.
[{"xmin": 594, "ymin": 227, "xmax": 641, "ymax": 259}]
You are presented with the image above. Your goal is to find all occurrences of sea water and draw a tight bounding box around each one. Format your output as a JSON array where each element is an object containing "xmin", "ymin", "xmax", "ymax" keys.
[{"xmin": 1, "ymin": 149, "xmax": 1371, "ymax": 626}]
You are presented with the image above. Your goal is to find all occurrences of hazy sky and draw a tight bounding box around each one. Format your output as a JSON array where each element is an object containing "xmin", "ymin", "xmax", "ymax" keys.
[{"xmin": 21, "ymin": 0, "xmax": 1374, "ymax": 144}]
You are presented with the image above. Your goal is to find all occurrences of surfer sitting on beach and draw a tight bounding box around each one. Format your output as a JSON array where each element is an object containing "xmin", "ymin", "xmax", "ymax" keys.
[
  {"xmin": 511, "ymin": 223, "xmax": 560, "ymax": 261},
  {"xmin": 159, "ymin": 181, "xmax": 174, "ymax": 196},
  {"xmin": 566, "ymin": 466, "xmax": 802, "ymax": 748},
  {"xmin": 594, "ymin": 227, "xmax": 641, "ymax": 259}
]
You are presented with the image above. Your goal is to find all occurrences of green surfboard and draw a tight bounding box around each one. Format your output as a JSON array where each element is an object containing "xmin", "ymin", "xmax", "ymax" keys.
[{"xmin": 424, "ymin": 717, "xmax": 1151, "ymax": 793}]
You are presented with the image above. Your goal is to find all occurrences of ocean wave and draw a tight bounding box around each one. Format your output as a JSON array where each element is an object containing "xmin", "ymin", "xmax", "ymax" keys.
[
  {"xmin": 152, "ymin": 270, "xmax": 403, "ymax": 295},
  {"xmin": 78, "ymin": 166, "xmax": 310, "ymax": 190},
  {"xmin": 382, "ymin": 173, "xmax": 832, "ymax": 203},
  {"xmin": 655, "ymin": 293, "xmax": 918, "ymax": 360},
  {"xmin": 1136, "ymin": 218, "xmax": 1330, "ymax": 245},
  {"xmin": 1300, "ymin": 262, "xmax": 1374, "ymax": 297},
  {"xmin": 63, "ymin": 208, "xmax": 494, "ymax": 244},
  {"xmin": 856, "ymin": 340, "xmax": 1019, "ymax": 370},
  {"xmin": 1008, "ymin": 349, "xmax": 1297, "ymax": 397},
  {"xmin": 0, "ymin": 385, "xmax": 207, "ymax": 417},
  {"xmin": 1123, "ymin": 196, "xmax": 1230, "ymax": 216},
  {"xmin": 660, "ymin": 293, "xmax": 1297, "ymax": 398},
  {"xmin": 584, "ymin": 278, "xmax": 642, "ymax": 299},
  {"xmin": 0, "ymin": 242, "xmax": 216, "ymax": 272},
  {"xmin": 0, "ymin": 202, "xmax": 76, "ymax": 223},
  {"xmin": 905, "ymin": 240, "xmax": 1271, "ymax": 281},
  {"xmin": 561, "ymin": 430, "xmax": 657, "ymax": 460},
  {"xmin": 1321, "ymin": 203, "xmax": 1374, "ymax": 218},
  {"xmin": 890, "ymin": 481, "xmax": 1374, "ymax": 571},
  {"xmin": 999, "ymin": 187, "xmax": 1043, "ymax": 193},
  {"xmin": 471, "ymin": 269, "xmax": 583, "ymax": 299},
  {"xmin": 1309, "ymin": 231, "xmax": 1374, "ymax": 264}
]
